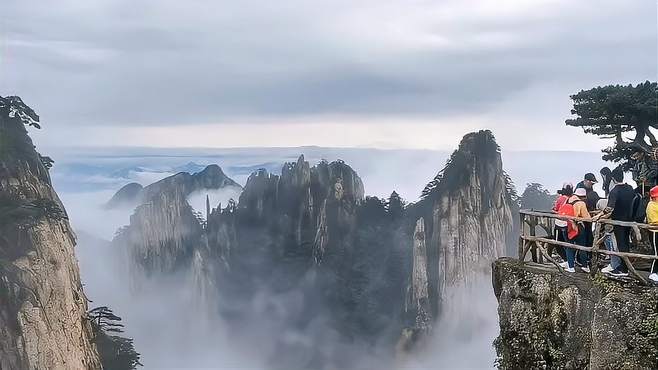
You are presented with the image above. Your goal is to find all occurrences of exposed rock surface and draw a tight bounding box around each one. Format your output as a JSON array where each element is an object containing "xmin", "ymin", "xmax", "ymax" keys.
[
  {"xmin": 493, "ymin": 257, "xmax": 658, "ymax": 370},
  {"xmin": 407, "ymin": 130, "xmax": 515, "ymax": 321},
  {"xmin": 0, "ymin": 96, "xmax": 101, "ymax": 369},
  {"xmin": 115, "ymin": 189, "xmax": 204, "ymax": 275},
  {"xmin": 411, "ymin": 217, "xmax": 431, "ymax": 331},
  {"xmin": 111, "ymin": 163, "xmax": 242, "ymax": 277}
]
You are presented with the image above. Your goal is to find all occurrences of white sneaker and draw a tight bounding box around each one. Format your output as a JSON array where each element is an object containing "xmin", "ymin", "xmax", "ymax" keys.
[
  {"xmin": 649, "ymin": 273, "xmax": 658, "ymax": 282},
  {"xmin": 601, "ymin": 265, "xmax": 614, "ymax": 273},
  {"xmin": 565, "ymin": 267, "xmax": 575, "ymax": 273},
  {"xmin": 559, "ymin": 261, "xmax": 569, "ymax": 268},
  {"xmin": 581, "ymin": 266, "xmax": 590, "ymax": 273}
]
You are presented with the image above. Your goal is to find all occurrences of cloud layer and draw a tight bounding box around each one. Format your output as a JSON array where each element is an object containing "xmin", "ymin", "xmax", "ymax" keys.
[{"xmin": 2, "ymin": 0, "xmax": 656, "ymax": 148}]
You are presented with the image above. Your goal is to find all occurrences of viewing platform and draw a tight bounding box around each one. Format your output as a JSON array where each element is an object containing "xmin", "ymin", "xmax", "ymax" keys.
[{"xmin": 518, "ymin": 209, "xmax": 658, "ymax": 285}]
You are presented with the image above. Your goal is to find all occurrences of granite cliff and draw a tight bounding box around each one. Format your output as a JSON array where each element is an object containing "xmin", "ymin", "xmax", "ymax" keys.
[
  {"xmin": 403, "ymin": 130, "xmax": 515, "ymax": 337},
  {"xmin": 493, "ymin": 258, "xmax": 658, "ymax": 369},
  {"xmin": 0, "ymin": 96, "xmax": 102, "ymax": 369}
]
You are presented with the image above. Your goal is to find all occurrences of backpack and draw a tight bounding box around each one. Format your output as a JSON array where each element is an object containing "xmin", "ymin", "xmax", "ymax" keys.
[
  {"xmin": 631, "ymin": 193, "xmax": 649, "ymax": 223},
  {"xmin": 558, "ymin": 199, "xmax": 579, "ymax": 239}
]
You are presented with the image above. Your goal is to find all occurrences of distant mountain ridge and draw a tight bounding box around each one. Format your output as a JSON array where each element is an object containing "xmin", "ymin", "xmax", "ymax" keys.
[{"xmin": 106, "ymin": 164, "xmax": 241, "ymax": 209}]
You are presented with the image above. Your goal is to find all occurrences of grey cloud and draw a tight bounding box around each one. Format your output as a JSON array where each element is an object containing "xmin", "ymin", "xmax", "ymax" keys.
[{"xmin": 1, "ymin": 0, "xmax": 655, "ymax": 127}]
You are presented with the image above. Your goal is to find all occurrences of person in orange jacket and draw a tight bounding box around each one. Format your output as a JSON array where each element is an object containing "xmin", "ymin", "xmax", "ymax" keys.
[{"xmin": 558, "ymin": 187, "xmax": 591, "ymax": 273}]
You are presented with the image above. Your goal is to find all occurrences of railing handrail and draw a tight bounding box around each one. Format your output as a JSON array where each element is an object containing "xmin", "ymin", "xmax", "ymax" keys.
[
  {"xmin": 520, "ymin": 209, "xmax": 658, "ymax": 231},
  {"xmin": 518, "ymin": 209, "xmax": 658, "ymax": 284}
]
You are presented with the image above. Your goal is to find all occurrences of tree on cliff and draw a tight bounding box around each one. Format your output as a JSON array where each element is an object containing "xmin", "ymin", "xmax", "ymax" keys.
[
  {"xmin": 89, "ymin": 306, "xmax": 142, "ymax": 369},
  {"xmin": 519, "ymin": 183, "xmax": 555, "ymax": 211},
  {"xmin": 566, "ymin": 81, "xmax": 657, "ymax": 168}
]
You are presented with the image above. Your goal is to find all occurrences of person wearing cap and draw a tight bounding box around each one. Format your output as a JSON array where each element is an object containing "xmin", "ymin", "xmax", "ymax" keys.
[
  {"xmin": 553, "ymin": 183, "xmax": 573, "ymax": 212},
  {"xmin": 646, "ymin": 186, "xmax": 658, "ymax": 282},
  {"xmin": 564, "ymin": 187, "xmax": 591, "ymax": 272},
  {"xmin": 576, "ymin": 173, "xmax": 601, "ymax": 211}
]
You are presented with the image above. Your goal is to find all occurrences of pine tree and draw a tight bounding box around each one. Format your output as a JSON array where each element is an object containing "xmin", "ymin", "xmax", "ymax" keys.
[{"xmin": 566, "ymin": 81, "xmax": 657, "ymax": 167}]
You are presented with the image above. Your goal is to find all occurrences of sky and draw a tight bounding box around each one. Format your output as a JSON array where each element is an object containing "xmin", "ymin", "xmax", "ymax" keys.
[{"xmin": 1, "ymin": 0, "xmax": 656, "ymax": 151}]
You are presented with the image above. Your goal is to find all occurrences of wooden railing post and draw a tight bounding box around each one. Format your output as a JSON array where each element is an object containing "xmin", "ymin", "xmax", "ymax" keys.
[
  {"xmin": 591, "ymin": 222, "xmax": 601, "ymax": 275},
  {"xmin": 518, "ymin": 209, "xmax": 658, "ymax": 285},
  {"xmin": 518, "ymin": 212, "xmax": 526, "ymax": 261},
  {"xmin": 529, "ymin": 215, "xmax": 539, "ymax": 263}
]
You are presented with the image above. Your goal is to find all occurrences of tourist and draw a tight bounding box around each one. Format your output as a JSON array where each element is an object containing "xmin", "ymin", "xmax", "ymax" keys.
[
  {"xmin": 646, "ymin": 186, "xmax": 658, "ymax": 282},
  {"xmin": 552, "ymin": 183, "xmax": 573, "ymax": 261},
  {"xmin": 595, "ymin": 167, "xmax": 635, "ymax": 277},
  {"xmin": 576, "ymin": 173, "xmax": 600, "ymax": 255},
  {"xmin": 569, "ymin": 187, "xmax": 591, "ymax": 272},
  {"xmin": 576, "ymin": 173, "xmax": 601, "ymax": 211}
]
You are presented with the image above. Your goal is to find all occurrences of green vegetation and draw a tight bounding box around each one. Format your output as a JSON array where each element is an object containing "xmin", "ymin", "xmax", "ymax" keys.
[
  {"xmin": 566, "ymin": 81, "xmax": 657, "ymax": 168},
  {"xmin": 89, "ymin": 306, "xmax": 142, "ymax": 369},
  {"xmin": 519, "ymin": 183, "xmax": 556, "ymax": 211}
]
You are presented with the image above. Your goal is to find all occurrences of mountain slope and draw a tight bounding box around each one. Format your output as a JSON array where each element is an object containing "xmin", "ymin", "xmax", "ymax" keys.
[
  {"xmin": 0, "ymin": 96, "xmax": 101, "ymax": 369},
  {"xmin": 405, "ymin": 130, "xmax": 514, "ymax": 328}
]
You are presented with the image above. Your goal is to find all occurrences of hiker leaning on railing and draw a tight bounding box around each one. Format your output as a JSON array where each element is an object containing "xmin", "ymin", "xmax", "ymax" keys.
[{"xmin": 518, "ymin": 209, "xmax": 658, "ymax": 285}]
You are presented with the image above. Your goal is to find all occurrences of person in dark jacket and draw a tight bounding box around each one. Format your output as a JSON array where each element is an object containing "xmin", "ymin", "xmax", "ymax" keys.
[
  {"xmin": 595, "ymin": 167, "xmax": 635, "ymax": 277},
  {"xmin": 576, "ymin": 173, "xmax": 601, "ymax": 211},
  {"xmin": 576, "ymin": 173, "xmax": 601, "ymax": 251}
]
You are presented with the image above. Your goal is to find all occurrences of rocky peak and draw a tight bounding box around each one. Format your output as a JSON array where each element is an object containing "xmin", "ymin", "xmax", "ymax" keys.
[
  {"xmin": 106, "ymin": 164, "xmax": 242, "ymax": 209},
  {"xmin": 193, "ymin": 164, "xmax": 236, "ymax": 189},
  {"xmin": 406, "ymin": 129, "xmax": 514, "ymax": 325},
  {"xmin": 0, "ymin": 95, "xmax": 40, "ymax": 128},
  {"xmin": 105, "ymin": 182, "xmax": 143, "ymax": 209},
  {"xmin": 141, "ymin": 164, "xmax": 241, "ymax": 202},
  {"xmin": 312, "ymin": 159, "xmax": 365, "ymax": 203}
]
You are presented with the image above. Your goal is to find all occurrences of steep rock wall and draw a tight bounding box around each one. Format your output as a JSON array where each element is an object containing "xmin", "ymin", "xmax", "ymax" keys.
[
  {"xmin": 493, "ymin": 257, "xmax": 658, "ymax": 369},
  {"xmin": 408, "ymin": 130, "xmax": 514, "ymax": 320},
  {"xmin": 0, "ymin": 96, "xmax": 101, "ymax": 369}
]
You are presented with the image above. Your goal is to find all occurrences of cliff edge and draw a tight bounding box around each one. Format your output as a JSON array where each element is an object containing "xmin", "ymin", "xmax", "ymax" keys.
[
  {"xmin": 493, "ymin": 257, "xmax": 658, "ymax": 369},
  {"xmin": 0, "ymin": 96, "xmax": 101, "ymax": 369}
]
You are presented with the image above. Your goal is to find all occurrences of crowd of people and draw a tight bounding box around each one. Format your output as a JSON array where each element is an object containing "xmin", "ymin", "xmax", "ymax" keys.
[{"xmin": 551, "ymin": 158, "xmax": 658, "ymax": 282}]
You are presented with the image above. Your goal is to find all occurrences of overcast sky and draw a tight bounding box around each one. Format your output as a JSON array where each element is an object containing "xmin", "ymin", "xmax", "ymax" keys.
[{"xmin": 2, "ymin": 0, "xmax": 656, "ymax": 151}]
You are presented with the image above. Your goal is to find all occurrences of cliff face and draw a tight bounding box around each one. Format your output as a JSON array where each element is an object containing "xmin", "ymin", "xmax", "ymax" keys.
[
  {"xmin": 493, "ymin": 258, "xmax": 658, "ymax": 370},
  {"xmin": 406, "ymin": 130, "xmax": 514, "ymax": 326},
  {"xmin": 0, "ymin": 96, "xmax": 101, "ymax": 369},
  {"xmin": 115, "ymin": 189, "xmax": 204, "ymax": 275},
  {"xmin": 111, "ymin": 163, "xmax": 242, "ymax": 277}
]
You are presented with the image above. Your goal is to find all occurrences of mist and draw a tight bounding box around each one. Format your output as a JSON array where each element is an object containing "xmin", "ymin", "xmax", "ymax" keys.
[{"xmin": 56, "ymin": 146, "xmax": 610, "ymax": 369}]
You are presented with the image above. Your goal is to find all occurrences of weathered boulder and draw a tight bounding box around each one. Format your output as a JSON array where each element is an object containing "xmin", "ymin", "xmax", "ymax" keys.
[{"xmin": 493, "ymin": 257, "xmax": 658, "ymax": 370}]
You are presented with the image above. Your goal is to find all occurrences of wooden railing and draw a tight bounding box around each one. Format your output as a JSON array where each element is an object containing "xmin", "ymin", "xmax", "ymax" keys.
[{"xmin": 519, "ymin": 209, "xmax": 658, "ymax": 284}]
